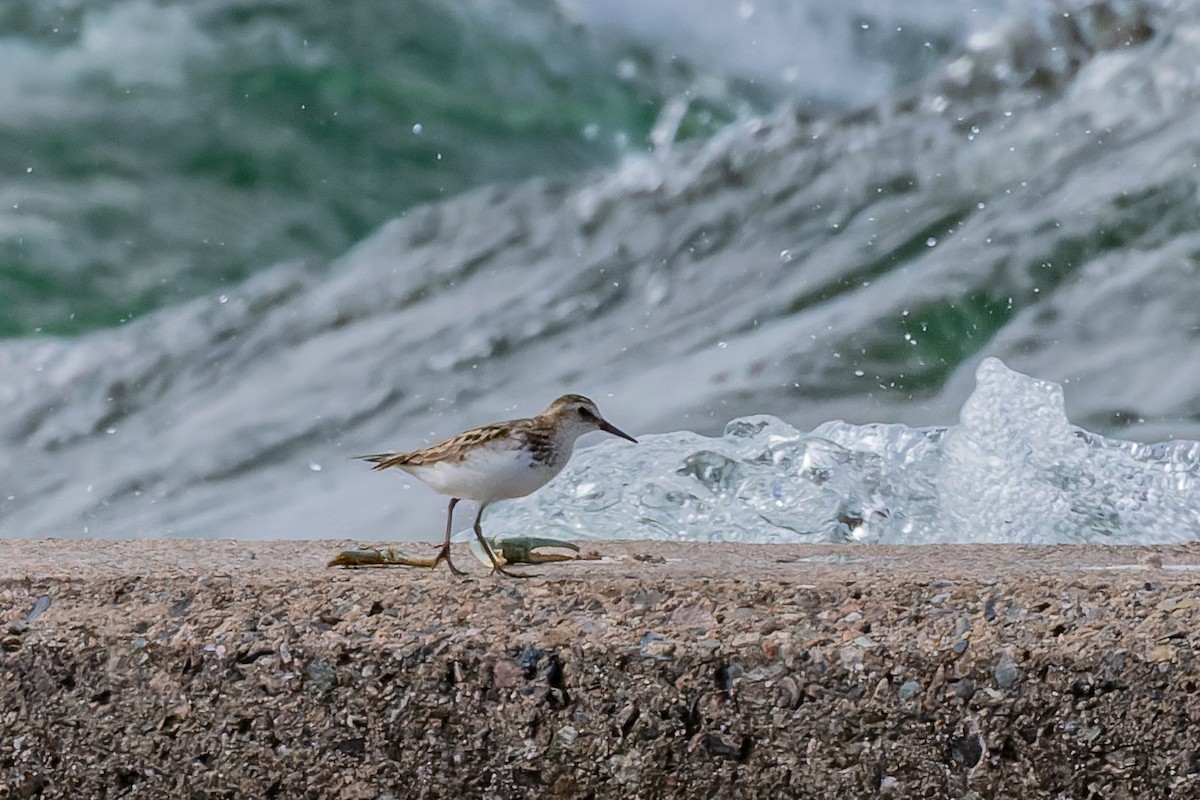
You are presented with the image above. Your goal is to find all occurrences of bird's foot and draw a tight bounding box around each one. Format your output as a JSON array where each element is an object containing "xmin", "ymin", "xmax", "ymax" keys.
[{"xmin": 433, "ymin": 543, "xmax": 467, "ymax": 576}]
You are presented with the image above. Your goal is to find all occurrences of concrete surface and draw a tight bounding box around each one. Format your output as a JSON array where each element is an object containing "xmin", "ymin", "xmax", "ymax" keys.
[{"xmin": 3, "ymin": 539, "xmax": 1200, "ymax": 798}]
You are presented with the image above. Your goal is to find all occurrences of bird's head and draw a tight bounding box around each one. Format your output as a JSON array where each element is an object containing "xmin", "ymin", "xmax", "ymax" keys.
[{"xmin": 543, "ymin": 394, "xmax": 638, "ymax": 444}]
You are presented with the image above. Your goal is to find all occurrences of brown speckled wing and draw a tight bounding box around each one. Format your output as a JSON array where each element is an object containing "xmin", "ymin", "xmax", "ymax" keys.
[{"xmin": 357, "ymin": 420, "xmax": 531, "ymax": 470}]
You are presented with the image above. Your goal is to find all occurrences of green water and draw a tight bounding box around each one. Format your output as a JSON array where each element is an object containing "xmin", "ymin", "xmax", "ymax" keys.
[{"xmin": 0, "ymin": 0, "xmax": 756, "ymax": 337}]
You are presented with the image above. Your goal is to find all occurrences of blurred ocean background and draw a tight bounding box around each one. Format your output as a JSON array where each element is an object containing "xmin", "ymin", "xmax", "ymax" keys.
[{"xmin": 3, "ymin": 0, "xmax": 1199, "ymax": 543}]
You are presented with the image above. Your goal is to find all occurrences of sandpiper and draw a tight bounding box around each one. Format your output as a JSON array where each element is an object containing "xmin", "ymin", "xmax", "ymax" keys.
[{"xmin": 356, "ymin": 395, "xmax": 637, "ymax": 577}]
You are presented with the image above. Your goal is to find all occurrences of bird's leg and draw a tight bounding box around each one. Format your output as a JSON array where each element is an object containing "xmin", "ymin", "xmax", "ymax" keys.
[
  {"xmin": 472, "ymin": 503, "xmax": 536, "ymax": 579},
  {"xmin": 435, "ymin": 498, "xmax": 466, "ymax": 575}
]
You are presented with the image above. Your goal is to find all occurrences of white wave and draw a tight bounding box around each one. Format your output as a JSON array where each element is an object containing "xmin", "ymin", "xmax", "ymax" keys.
[{"xmin": 485, "ymin": 358, "xmax": 1200, "ymax": 544}]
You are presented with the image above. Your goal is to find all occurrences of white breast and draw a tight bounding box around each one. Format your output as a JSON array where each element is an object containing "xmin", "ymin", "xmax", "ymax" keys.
[{"xmin": 400, "ymin": 444, "xmax": 562, "ymax": 503}]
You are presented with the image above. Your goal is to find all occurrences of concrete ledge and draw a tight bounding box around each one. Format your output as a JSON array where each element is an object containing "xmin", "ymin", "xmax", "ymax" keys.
[{"xmin": 3, "ymin": 540, "xmax": 1200, "ymax": 798}]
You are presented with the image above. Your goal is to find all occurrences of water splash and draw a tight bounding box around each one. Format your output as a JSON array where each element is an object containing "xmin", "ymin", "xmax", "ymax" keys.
[{"xmin": 484, "ymin": 358, "xmax": 1200, "ymax": 544}]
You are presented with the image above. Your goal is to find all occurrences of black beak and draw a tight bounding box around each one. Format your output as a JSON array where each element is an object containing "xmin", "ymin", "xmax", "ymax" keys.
[{"xmin": 599, "ymin": 419, "xmax": 638, "ymax": 443}]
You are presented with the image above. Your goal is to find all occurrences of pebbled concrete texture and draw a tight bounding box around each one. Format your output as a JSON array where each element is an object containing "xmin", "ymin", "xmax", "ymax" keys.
[{"xmin": 2, "ymin": 539, "xmax": 1200, "ymax": 799}]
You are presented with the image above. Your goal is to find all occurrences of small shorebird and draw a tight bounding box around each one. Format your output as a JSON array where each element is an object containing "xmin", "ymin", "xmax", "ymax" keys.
[{"xmin": 356, "ymin": 395, "xmax": 637, "ymax": 577}]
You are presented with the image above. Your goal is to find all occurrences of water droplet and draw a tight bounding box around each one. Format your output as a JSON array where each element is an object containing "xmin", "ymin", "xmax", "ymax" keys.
[
  {"xmin": 717, "ymin": 341, "xmax": 728, "ymax": 349},
  {"xmin": 412, "ymin": 123, "xmax": 423, "ymax": 135},
  {"xmin": 779, "ymin": 249, "xmax": 792, "ymax": 262},
  {"xmin": 106, "ymin": 427, "xmax": 116, "ymax": 435},
  {"xmin": 218, "ymin": 294, "xmax": 228, "ymax": 304},
  {"xmin": 309, "ymin": 462, "xmax": 322, "ymax": 472},
  {"xmin": 925, "ymin": 237, "xmax": 938, "ymax": 247},
  {"xmin": 854, "ymin": 370, "xmax": 865, "ymax": 377}
]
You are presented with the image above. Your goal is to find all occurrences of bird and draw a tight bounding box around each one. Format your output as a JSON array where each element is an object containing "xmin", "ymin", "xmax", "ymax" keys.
[{"xmin": 356, "ymin": 394, "xmax": 637, "ymax": 577}]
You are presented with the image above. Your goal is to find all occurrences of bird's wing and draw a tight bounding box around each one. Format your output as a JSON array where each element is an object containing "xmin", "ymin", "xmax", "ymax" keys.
[{"xmin": 355, "ymin": 421, "xmax": 529, "ymax": 470}]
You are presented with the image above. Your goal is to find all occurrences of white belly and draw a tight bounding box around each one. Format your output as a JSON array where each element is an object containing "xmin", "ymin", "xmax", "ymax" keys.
[{"xmin": 401, "ymin": 445, "xmax": 560, "ymax": 503}]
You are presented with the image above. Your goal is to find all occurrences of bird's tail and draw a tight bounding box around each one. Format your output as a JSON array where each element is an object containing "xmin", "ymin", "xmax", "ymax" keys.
[{"xmin": 354, "ymin": 452, "xmax": 410, "ymax": 471}]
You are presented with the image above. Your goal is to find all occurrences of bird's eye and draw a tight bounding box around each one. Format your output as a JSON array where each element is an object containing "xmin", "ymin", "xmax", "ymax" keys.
[{"xmin": 578, "ymin": 407, "xmax": 595, "ymax": 419}]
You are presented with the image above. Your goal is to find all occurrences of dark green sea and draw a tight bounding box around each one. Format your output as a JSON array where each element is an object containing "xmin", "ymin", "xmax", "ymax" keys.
[{"xmin": 3, "ymin": 0, "xmax": 937, "ymax": 336}]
